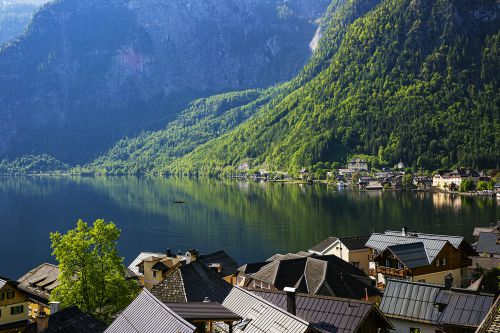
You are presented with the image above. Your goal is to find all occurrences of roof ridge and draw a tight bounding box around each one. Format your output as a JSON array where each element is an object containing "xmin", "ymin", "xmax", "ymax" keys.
[
  {"xmin": 141, "ymin": 288, "xmax": 195, "ymax": 330},
  {"xmin": 233, "ymin": 286, "xmax": 310, "ymax": 325}
]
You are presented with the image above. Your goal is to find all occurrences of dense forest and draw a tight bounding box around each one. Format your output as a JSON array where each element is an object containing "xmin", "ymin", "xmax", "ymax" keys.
[{"xmin": 2, "ymin": 0, "xmax": 499, "ymax": 175}]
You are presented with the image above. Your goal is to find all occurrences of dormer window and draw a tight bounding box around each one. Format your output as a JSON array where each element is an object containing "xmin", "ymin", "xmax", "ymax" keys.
[{"xmin": 6, "ymin": 291, "xmax": 14, "ymax": 299}]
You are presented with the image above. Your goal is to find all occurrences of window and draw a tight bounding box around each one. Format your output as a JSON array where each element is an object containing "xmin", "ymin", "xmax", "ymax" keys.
[
  {"xmin": 11, "ymin": 305, "xmax": 23, "ymax": 315},
  {"xmin": 442, "ymin": 258, "xmax": 447, "ymax": 266},
  {"xmin": 0, "ymin": 309, "xmax": 1, "ymax": 317},
  {"xmin": 6, "ymin": 290, "xmax": 14, "ymax": 299},
  {"xmin": 410, "ymin": 328, "xmax": 422, "ymax": 333},
  {"xmin": 435, "ymin": 259, "xmax": 440, "ymax": 266},
  {"xmin": 0, "ymin": 292, "xmax": 4, "ymax": 300},
  {"xmin": 152, "ymin": 271, "xmax": 157, "ymax": 278},
  {"xmin": 352, "ymin": 262, "xmax": 360, "ymax": 268}
]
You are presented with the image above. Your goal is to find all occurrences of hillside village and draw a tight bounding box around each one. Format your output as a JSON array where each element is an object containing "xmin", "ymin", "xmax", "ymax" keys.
[{"xmin": 3, "ymin": 223, "xmax": 500, "ymax": 333}]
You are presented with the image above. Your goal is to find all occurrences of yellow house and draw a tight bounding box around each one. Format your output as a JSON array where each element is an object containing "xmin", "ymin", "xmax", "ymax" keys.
[
  {"xmin": 17, "ymin": 263, "xmax": 60, "ymax": 320},
  {"xmin": 0, "ymin": 278, "xmax": 29, "ymax": 331}
]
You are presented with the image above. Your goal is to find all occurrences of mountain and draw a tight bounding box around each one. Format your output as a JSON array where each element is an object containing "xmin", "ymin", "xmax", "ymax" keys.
[
  {"xmin": 0, "ymin": 0, "xmax": 330, "ymax": 163},
  {"xmin": 168, "ymin": 0, "xmax": 500, "ymax": 173},
  {"xmin": 0, "ymin": 2, "xmax": 38, "ymax": 44},
  {"xmin": 83, "ymin": 0, "xmax": 499, "ymax": 176}
]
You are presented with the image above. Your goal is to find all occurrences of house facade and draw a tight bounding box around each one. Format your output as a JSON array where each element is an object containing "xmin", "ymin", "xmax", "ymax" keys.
[
  {"xmin": 308, "ymin": 236, "xmax": 370, "ymax": 272},
  {"xmin": 433, "ymin": 169, "xmax": 480, "ymax": 190},
  {"xmin": 366, "ymin": 229, "xmax": 475, "ymax": 288},
  {"xmin": 0, "ymin": 278, "xmax": 29, "ymax": 330},
  {"xmin": 348, "ymin": 158, "xmax": 368, "ymax": 171}
]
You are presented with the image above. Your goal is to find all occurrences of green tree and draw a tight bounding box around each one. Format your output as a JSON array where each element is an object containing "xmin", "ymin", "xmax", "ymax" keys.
[
  {"xmin": 402, "ymin": 174, "xmax": 414, "ymax": 190},
  {"xmin": 460, "ymin": 178, "xmax": 476, "ymax": 192},
  {"xmin": 50, "ymin": 219, "xmax": 139, "ymax": 322},
  {"xmin": 477, "ymin": 180, "xmax": 493, "ymax": 191}
]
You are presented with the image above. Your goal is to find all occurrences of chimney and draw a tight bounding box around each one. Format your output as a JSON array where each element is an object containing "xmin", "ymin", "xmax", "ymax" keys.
[
  {"xmin": 166, "ymin": 248, "xmax": 173, "ymax": 258},
  {"xmin": 402, "ymin": 227, "xmax": 407, "ymax": 236},
  {"xmin": 444, "ymin": 274, "xmax": 453, "ymax": 290},
  {"xmin": 37, "ymin": 311, "xmax": 49, "ymax": 333},
  {"xmin": 284, "ymin": 287, "xmax": 297, "ymax": 316},
  {"xmin": 49, "ymin": 302, "xmax": 60, "ymax": 315}
]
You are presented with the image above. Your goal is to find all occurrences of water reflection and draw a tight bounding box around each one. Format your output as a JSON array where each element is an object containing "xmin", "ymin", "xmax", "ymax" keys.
[{"xmin": 0, "ymin": 176, "xmax": 497, "ymax": 279}]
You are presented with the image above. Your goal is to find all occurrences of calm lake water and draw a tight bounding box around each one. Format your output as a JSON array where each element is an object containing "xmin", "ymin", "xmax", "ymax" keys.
[{"xmin": 0, "ymin": 176, "xmax": 498, "ymax": 279}]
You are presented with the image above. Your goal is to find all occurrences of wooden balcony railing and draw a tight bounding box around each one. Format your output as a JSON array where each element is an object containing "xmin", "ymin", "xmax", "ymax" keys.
[{"xmin": 375, "ymin": 266, "xmax": 408, "ymax": 278}]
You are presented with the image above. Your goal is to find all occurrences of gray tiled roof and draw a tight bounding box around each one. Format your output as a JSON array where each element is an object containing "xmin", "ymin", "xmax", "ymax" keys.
[
  {"xmin": 17, "ymin": 263, "xmax": 60, "ymax": 303},
  {"xmin": 435, "ymin": 289, "xmax": 493, "ymax": 328},
  {"xmin": 381, "ymin": 279, "xmax": 494, "ymax": 328},
  {"xmin": 24, "ymin": 306, "xmax": 106, "ymax": 333},
  {"xmin": 199, "ymin": 250, "xmax": 239, "ymax": 277},
  {"xmin": 387, "ymin": 242, "xmax": 430, "ymax": 268},
  {"xmin": 366, "ymin": 230, "xmax": 464, "ymax": 262},
  {"xmin": 477, "ymin": 233, "xmax": 500, "ymax": 255},
  {"xmin": 222, "ymin": 287, "xmax": 310, "ymax": 333},
  {"xmin": 476, "ymin": 296, "xmax": 500, "ymax": 333},
  {"xmin": 105, "ymin": 289, "xmax": 196, "ymax": 333},
  {"xmin": 248, "ymin": 255, "xmax": 380, "ymax": 299},
  {"xmin": 151, "ymin": 261, "xmax": 232, "ymax": 303},
  {"xmin": 164, "ymin": 302, "xmax": 241, "ymax": 321},
  {"xmin": 0, "ymin": 278, "xmax": 6, "ymax": 290},
  {"xmin": 250, "ymin": 288, "xmax": 393, "ymax": 333},
  {"xmin": 380, "ymin": 279, "xmax": 441, "ymax": 323}
]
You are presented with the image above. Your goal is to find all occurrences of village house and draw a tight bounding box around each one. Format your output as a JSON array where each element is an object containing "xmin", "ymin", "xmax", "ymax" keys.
[
  {"xmin": 250, "ymin": 288, "xmax": 394, "ymax": 333},
  {"xmin": 0, "ymin": 277, "xmax": 30, "ymax": 332},
  {"xmin": 348, "ymin": 158, "xmax": 369, "ymax": 171},
  {"xmin": 24, "ymin": 304, "xmax": 105, "ymax": 333},
  {"xmin": 470, "ymin": 225, "xmax": 500, "ymax": 272},
  {"xmin": 380, "ymin": 278, "xmax": 494, "ymax": 333},
  {"xmin": 128, "ymin": 249, "xmax": 238, "ymax": 289},
  {"xmin": 238, "ymin": 252, "xmax": 380, "ymax": 301},
  {"xmin": 476, "ymin": 296, "xmax": 500, "ymax": 333},
  {"xmin": 433, "ymin": 169, "xmax": 480, "ymax": 191},
  {"xmin": 366, "ymin": 229, "xmax": 475, "ymax": 288},
  {"xmin": 308, "ymin": 236, "xmax": 370, "ymax": 272},
  {"xmin": 16, "ymin": 263, "xmax": 60, "ymax": 320}
]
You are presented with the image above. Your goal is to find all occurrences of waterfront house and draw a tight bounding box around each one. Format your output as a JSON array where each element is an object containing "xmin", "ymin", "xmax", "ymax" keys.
[
  {"xmin": 250, "ymin": 288, "xmax": 394, "ymax": 333},
  {"xmin": 366, "ymin": 229, "xmax": 475, "ymax": 288},
  {"xmin": 105, "ymin": 289, "xmax": 197, "ymax": 333},
  {"xmin": 17, "ymin": 263, "xmax": 60, "ymax": 320},
  {"xmin": 470, "ymin": 230, "xmax": 500, "ymax": 272},
  {"xmin": 240, "ymin": 253, "xmax": 380, "ymax": 300},
  {"xmin": 348, "ymin": 158, "xmax": 368, "ymax": 171},
  {"xmin": 308, "ymin": 236, "xmax": 370, "ymax": 272},
  {"xmin": 495, "ymin": 183, "xmax": 500, "ymax": 194},
  {"xmin": 414, "ymin": 176, "xmax": 433, "ymax": 190},
  {"xmin": 299, "ymin": 168, "xmax": 310, "ymax": 180},
  {"xmin": 380, "ymin": 278, "xmax": 494, "ymax": 333},
  {"xmin": 24, "ymin": 305, "xmax": 105, "ymax": 333},
  {"xmin": 0, "ymin": 277, "xmax": 30, "ymax": 332},
  {"xmin": 432, "ymin": 169, "xmax": 480, "ymax": 191}
]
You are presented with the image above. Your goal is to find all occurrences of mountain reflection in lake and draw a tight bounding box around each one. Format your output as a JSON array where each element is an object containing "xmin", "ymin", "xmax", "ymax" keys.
[{"xmin": 0, "ymin": 176, "xmax": 497, "ymax": 278}]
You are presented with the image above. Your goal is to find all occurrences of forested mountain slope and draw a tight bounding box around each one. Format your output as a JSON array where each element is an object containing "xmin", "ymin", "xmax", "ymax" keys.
[
  {"xmin": 82, "ymin": 0, "xmax": 383, "ymax": 175},
  {"xmin": 169, "ymin": 0, "xmax": 500, "ymax": 174},
  {"xmin": 0, "ymin": 0, "xmax": 330, "ymax": 163}
]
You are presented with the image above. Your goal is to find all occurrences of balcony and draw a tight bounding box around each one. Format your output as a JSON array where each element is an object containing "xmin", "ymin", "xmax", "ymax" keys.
[{"xmin": 372, "ymin": 265, "xmax": 408, "ymax": 278}]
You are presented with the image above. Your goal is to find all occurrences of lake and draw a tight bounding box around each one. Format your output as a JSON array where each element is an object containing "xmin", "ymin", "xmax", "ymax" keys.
[{"xmin": 0, "ymin": 176, "xmax": 498, "ymax": 279}]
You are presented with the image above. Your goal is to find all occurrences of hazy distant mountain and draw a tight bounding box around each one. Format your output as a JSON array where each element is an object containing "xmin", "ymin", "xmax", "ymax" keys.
[
  {"xmin": 0, "ymin": 0, "xmax": 330, "ymax": 163},
  {"xmin": 0, "ymin": 2, "xmax": 39, "ymax": 44}
]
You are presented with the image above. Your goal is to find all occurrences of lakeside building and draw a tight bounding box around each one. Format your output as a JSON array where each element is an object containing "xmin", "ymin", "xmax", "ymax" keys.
[
  {"xmin": 380, "ymin": 278, "xmax": 494, "ymax": 333},
  {"xmin": 432, "ymin": 169, "xmax": 481, "ymax": 190},
  {"xmin": 308, "ymin": 236, "xmax": 370, "ymax": 272},
  {"xmin": 128, "ymin": 249, "xmax": 238, "ymax": 289},
  {"xmin": 16, "ymin": 264, "xmax": 60, "ymax": 320},
  {"xmin": 366, "ymin": 229, "xmax": 475, "ymax": 288},
  {"xmin": 471, "ymin": 226, "xmax": 500, "ymax": 272},
  {"xmin": 237, "ymin": 252, "xmax": 380, "ymax": 301},
  {"xmin": 0, "ymin": 278, "xmax": 30, "ymax": 332}
]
